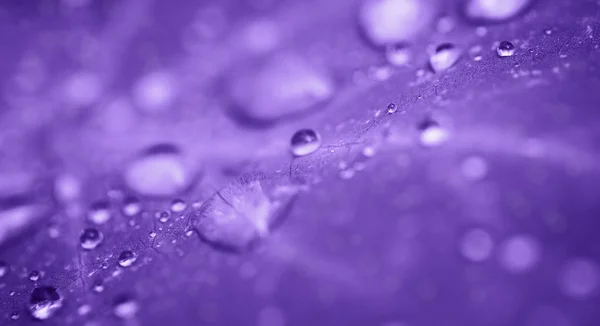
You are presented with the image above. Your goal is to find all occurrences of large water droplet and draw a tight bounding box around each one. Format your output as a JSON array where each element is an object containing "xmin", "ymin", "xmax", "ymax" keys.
[
  {"xmin": 80, "ymin": 228, "xmax": 104, "ymax": 250},
  {"xmin": 124, "ymin": 144, "xmax": 193, "ymax": 198},
  {"xmin": 113, "ymin": 295, "xmax": 139, "ymax": 319},
  {"xmin": 497, "ymin": 41, "xmax": 516, "ymax": 57},
  {"xmin": 88, "ymin": 201, "xmax": 111, "ymax": 224},
  {"xmin": 358, "ymin": 0, "xmax": 434, "ymax": 46},
  {"xmin": 228, "ymin": 54, "xmax": 334, "ymax": 125},
  {"xmin": 429, "ymin": 43, "xmax": 462, "ymax": 73},
  {"xmin": 118, "ymin": 250, "xmax": 137, "ymax": 267},
  {"xmin": 170, "ymin": 199, "xmax": 187, "ymax": 213},
  {"xmin": 290, "ymin": 129, "xmax": 321, "ymax": 157},
  {"xmin": 29, "ymin": 286, "xmax": 64, "ymax": 320},
  {"xmin": 465, "ymin": 0, "xmax": 532, "ymax": 22},
  {"xmin": 190, "ymin": 173, "xmax": 300, "ymax": 252}
]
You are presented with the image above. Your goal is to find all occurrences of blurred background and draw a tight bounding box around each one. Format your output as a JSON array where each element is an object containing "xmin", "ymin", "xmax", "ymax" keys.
[{"xmin": 0, "ymin": 0, "xmax": 599, "ymax": 325}]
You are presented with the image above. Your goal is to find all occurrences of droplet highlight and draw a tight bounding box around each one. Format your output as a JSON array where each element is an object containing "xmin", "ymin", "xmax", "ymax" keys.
[
  {"xmin": 29, "ymin": 286, "xmax": 64, "ymax": 320},
  {"xmin": 118, "ymin": 250, "xmax": 137, "ymax": 267},
  {"xmin": 80, "ymin": 228, "xmax": 104, "ymax": 250},
  {"xmin": 429, "ymin": 43, "xmax": 462, "ymax": 73},
  {"xmin": 290, "ymin": 129, "xmax": 321, "ymax": 157}
]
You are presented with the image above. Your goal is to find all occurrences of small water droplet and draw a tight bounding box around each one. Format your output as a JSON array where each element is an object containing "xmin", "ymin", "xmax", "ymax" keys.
[
  {"xmin": 290, "ymin": 129, "xmax": 321, "ymax": 157},
  {"xmin": 80, "ymin": 228, "xmax": 104, "ymax": 250},
  {"xmin": 78, "ymin": 304, "xmax": 91, "ymax": 316},
  {"xmin": 191, "ymin": 173, "xmax": 299, "ymax": 252},
  {"xmin": 122, "ymin": 197, "xmax": 142, "ymax": 216},
  {"xmin": 460, "ymin": 228, "xmax": 494, "ymax": 262},
  {"xmin": 498, "ymin": 235, "xmax": 541, "ymax": 274},
  {"xmin": 465, "ymin": 0, "xmax": 532, "ymax": 22},
  {"xmin": 339, "ymin": 169, "xmax": 356, "ymax": 180},
  {"xmin": 113, "ymin": 295, "xmax": 139, "ymax": 319},
  {"xmin": 88, "ymin": 201, "xmax": 111, "ymax": 225},
  {"xmin": 0, "ymin": 261, "xmax": 8, "ymax": 278},
  {"xmin": 361, "ymin": 146, "xmax": 376, "ymax": 158},
  {"xmin": 170, "ymin": 199, "xmax": 187, "ymax": 213},
  {"xmin": 497, "ymin": 41, "xmax": 516, "ymax": 57},
  {"xmin": 387, "ymin": 102, "xmax": 398, "ymax": 114},
  {"xmin": 429, "ymin": 43, "xmax": 462, "ymax": 73},
  {"xmin": 418, "ymin": 120, "xmax": 450, "ymax": 147},
  {"xmin": 158, "ymin": 212, "xmax": 169, "ymax": 223},
  {"xmin": 92, "ymin": 280, "xmax": 104, "ymax": 293},
  {"xmin": 461, "ymin": 156, "xmax": 488, "ymax": 181},
  {"xmin": 29, "ymin": 286, "xmax": 64, "ymax": 320},
  {"xmin": 29, "ymin": 270, "xmax": 41, "ymax": 282},
  {"xmin": 544, "ymin": 28, "xmax": 553, "ymax": 35},
  {"xmin": 385, "ymin": 44, "xmax": 411, "ymax": 67},
  {"xmin": 559, "ymin": 258, "xmax": 599, "ymax": 299},
  {"xmin": 133, "ymin": 71, "xmax": 177, "ymax": 113},
  {"xmin": 118, "ymin": 250, "xmax": 137, "ymax": 267},
  {"xmin": 149, "ymin": 231, "xmax": 157, "ymax": 238},
  {"xmin": 10, "ymin": 312, "xmax": 19, "ymax": 320}
]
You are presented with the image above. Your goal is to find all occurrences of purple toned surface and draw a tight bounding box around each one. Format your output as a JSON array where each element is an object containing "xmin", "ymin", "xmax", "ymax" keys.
[{"xmin": 0, "ymin": 0, "xmax": 599, "ymax": 325}]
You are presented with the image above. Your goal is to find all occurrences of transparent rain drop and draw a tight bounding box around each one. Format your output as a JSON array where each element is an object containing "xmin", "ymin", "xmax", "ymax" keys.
[
  {"xmin": 113, "ymin": 295, "xmax": 139, "ymax": 319},
  {"xmin": 170, "ymin": 199, "xmax": 187, "ymax": 213},
  {"xmin": 29, "ymin": 270, "xmax": 41, "ymax": 282},
  {"xmin": 465, "ymin": 0, "xmax": 532, "ymax": 22},
  {"xmin": 559, "ymin": 258, "xmax": 599, "ymax": 299},
  {"xmin": 429, "ymin": 43, "xmax": 462, "ymax": 73},
  {"xmin": 80, "ymin": 228, "xmax": 104, "ymax": 250},
  {"xmin": 387, "ymin": 102, "xmax": 398, "ymax": 114},
  {"xmin": 124, "ymin": 144, "xmax": 193, "ymax": 198},
  {"xmin": 290, "ymin": 129, "xmax": 321, "ymax": 157},
  {"xmin": 227, "ymin": 54, "xmax": 334, "ymax": 125},
  {"xmin": 29, "ymin": 286, "xmax": 64, "ymax": 320},
  {"xmin": 118, "ymin": 250, "xmax": 137, "ymax": 267},
  {"xmin": 132, "ymin": 71, "xmax": 177, "ymax": 113},
  {"xmin": 385, "ymin": 44, "xmax": 411, "ymax": 67},
  {"xmin": 418, "ymin": 120, "xmax": 450, "ymax": 147},
  {"xmin": 122, "ymin": 197, "xmax": 142, "ymax": 217},
  {"xmin": 190, "ymin": 173, "xmax": 300, "ymax": 253},
  {"xmin": 358, "ymin": 0, "xmax": 434, "ymax": 46},
  {"xmin": 88, "ymin": 201, "xmax": 111, "ymax": 225},
  {"xmin": 497, "ymin": 41, "xmax": 516, "ymax": 57}
]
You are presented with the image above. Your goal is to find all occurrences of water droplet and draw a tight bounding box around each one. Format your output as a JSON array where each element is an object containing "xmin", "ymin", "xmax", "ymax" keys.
[
  {"xmin": 228, "ymin": 54, "xmax": 334, "ymax": 125},
  {"xmin": 88, "ymin": 201, "xmax": 111, "ymax": 224},
  {"xmin": 124, "ymin": 144, "xmax": 193, "ymax": 198},
  {"xmin": 461, "ymin": 156, "xmax": 488, "ymax": 181},
  {"xmin": 460, "ymin": 228, "xmax": 494, "ymax": 262},
  {"xmin": 158, "ymin": 212, "xmax": 169, "ymax": 223},
  {"xmin": 149, "ymin": 231, "xmax": 157, "ymax": 238},
  {"xmin": 133, "ymin": 71, "xmax": 177, "ymax": 113},
  {"xmin": 113, "ymin": 295, "xmax": 139, "ymax": 319},
  {"xmin": 559, "ymin": 258, "xmax": 599, "ymax": 299},
  {"xmin": 475, "ymin": 26, "xmax": 488, "ymax": 37},
  {"xmin": 191, "ymin": 173, "xmax": 299, "ymax": 252},
  {"xmin": 436, "ymin": 16, "xmax": 455, "ymax": 34},
  {"xmin": 118, "ymin": 250, "xmax": 137, "ymax": 267},
  {"xmin": 122, "ymin": 197, "xmax": 142, "ymax": 216},
  {"xmin": 170, "ymin": 199, "xmax": 187, "ymax": 213},
  {"xmin": 0, "ymin": 261, "xmax": 8, "ymax": 277},
  {"xmin": 339, "ymin": 169, "xmax": 356, "ymax": 180},
  {"xmin": 359, "ymin": 0, "xmax": 434, "ymax": 46},
  {"xmin": 429, "ymin": 43, "xmax": 462, "ymax": 73},
  {"xmin": 498, "ymin": 235, "xmax": 541, "ymax": 273},
  {"xmin": 10, "ymin": 312, "xmax": 19, "ymax": 320},
  {"xmin": 465, "ymin": 0, "xmax": 532, "ymax": 22},
  {"xmin": 78, "ymin": 304, "xmax": 91, "ymax": 316},
  {"xmin": 53, "ymin": 174, "xmax": 81, "ymax": 203},
  {"xmin": 63, "ymin": 71, "xmax": 103, "ymax": 107},
  {"xmin": 80, "ymin": 228, "xmax": 104, "ymax": 250},
  {"xmin": 544, "ymin": 28, "xmax": 553, "ymax": 35},
  {"xmin": 385, "ymin": 44, "xmax": 411, "ymax": 67},
  {"xmin": 387, "ymin": 102, "xmax": 398, "ymax": 114},
  {"xmin": 257, "ymin": 305, "xmax": 286, "ymax": 326},
  {"xmin": 497, "ymin": 41, "xmax": 516, "ymax": 57},
  {"xmin": 92, "ymin": 280, "xmax": 104, "ymax": 293},
  {"xmin": 418, "ymin": 120, "xmax": 450, "ymax": 147},
  {"xmin": 362, "ymin": 146, "xmax": 376, "ymax": 158},
  {"xmin": 290, "ymin": 129, "xmax": 321, "ymax": 157},
  {"xmin": 29, "ymin": 286, "xmax": 64, "ymax": 320},
  {"xmin": 29, "ymin": 270, "xmax": 41, "ymax": 282}
]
